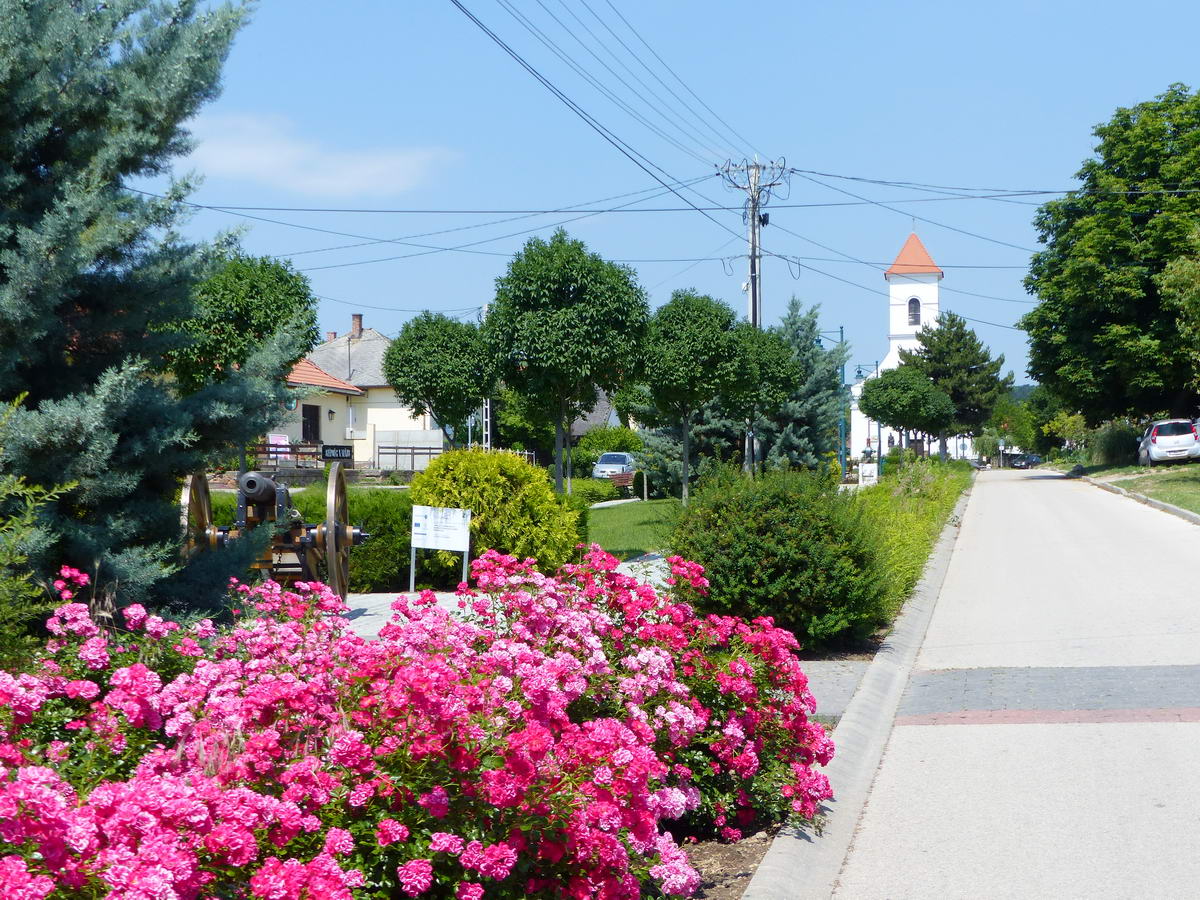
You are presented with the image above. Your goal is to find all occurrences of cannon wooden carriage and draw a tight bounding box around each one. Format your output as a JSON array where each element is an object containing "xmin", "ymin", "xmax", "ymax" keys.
[{"xmin": 180, "ymin": 462, "xmax": 367, "ymax": 598}]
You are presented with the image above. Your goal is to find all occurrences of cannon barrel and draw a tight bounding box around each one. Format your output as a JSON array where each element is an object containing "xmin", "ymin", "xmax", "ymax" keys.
[{"xmin": 238, "ymin": 471, "xmax": 278, "ymax": 504}]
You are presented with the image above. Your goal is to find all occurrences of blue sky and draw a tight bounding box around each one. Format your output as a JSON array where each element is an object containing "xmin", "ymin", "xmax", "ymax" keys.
[{"xmin": 173, "ymin": 0, "xmax": 1200, "ymax": 381}]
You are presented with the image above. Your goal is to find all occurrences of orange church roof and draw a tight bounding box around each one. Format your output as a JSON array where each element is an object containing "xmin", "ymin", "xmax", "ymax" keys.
[
  {"xmin": 287, "ymin": 358, "xmax": 364, "ymax": 395},
  {"xmin": 885, "ymin": 233, "xmax": 943, "ymax": 279}
]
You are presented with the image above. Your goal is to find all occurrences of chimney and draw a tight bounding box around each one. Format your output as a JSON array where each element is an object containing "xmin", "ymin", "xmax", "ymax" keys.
[
  {"xmin": 325, "ymin": 331, "xmax": 337, "ymax": 342},
  {"xmin": 350, "ymin": 314, "xmax": 363, "ymax": 340}
]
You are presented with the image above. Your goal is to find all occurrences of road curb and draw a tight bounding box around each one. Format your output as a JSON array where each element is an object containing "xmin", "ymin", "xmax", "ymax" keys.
[
  {"xmin": 1082, "ymin": 476, "xmax": 1200, "ymax": 528},
  {"xmin": 741, "ymin": 478, "xmax": 974, "ymax": 900}
]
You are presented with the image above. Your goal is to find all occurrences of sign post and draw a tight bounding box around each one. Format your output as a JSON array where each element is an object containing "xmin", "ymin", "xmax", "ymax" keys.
[
  {"xmin": 321, "ymin": 444, "xmax": 353, "ymax": 461},
  {"xmin": 410, "ymin": 505, "xmax": 472, "ymax": 592}
]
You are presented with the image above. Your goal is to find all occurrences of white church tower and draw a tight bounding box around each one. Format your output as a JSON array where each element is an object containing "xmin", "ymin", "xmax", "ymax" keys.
[{"xmin": 849, "ymin": 233, "xmax": 943, "ymax": 460}]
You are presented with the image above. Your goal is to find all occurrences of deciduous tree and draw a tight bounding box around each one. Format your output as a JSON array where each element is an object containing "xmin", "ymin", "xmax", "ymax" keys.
[
  {"xmin": 484, "ymin": 230, "xmax": 648, "ymax": 492},
  {"xmin": 643, "ymin": 290, "xmax": 738, "ymax": 504},
  {"xmin": 383, "ymin": 312, "xmax": 496, "ymax": 446},
  {"xmin": 900, "ymin": 311, "xmax": 1012, "ymax": 455},
  {"xmin": 859, "ymin": 365, "xmax": 956, "ymax": 445},
  {"xmin": 723, "ymin": 322, "xmax": 800, "ymax": 472},
  {"xmin": 1022, "ymin": 84, "xmax": 1200, "ymax": 421}
]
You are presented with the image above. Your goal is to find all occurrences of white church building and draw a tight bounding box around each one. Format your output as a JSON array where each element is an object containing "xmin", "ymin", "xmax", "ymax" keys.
[{"xmin": 849, "ymin": 233, "xmax": 974, "ymax": 462}]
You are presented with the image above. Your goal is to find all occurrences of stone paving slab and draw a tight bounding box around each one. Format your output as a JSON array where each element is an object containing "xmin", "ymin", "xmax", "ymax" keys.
[
  {"xmin": 899, "ymin": 664, "xmax": 1200, "ymax": 716},
  {"xmin": 800, "ymin": 661, "xmax": 870, "ymax": 719}
]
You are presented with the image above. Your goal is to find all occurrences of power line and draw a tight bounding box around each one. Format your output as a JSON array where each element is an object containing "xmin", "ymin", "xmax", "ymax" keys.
[
  {"xmin": 539, "ymin": 0, "xmax": 736, "ymax": 159},
  {"xmin": 448, "ymin": 0, "xmax": 747, "ymax": 246},
  {"xmin": 574, "ymin": 0, "xmax": 748, "ymax": 160},
  {"xmin": 792, "ymin": 170, "xmax": 1039, "ymax": 254},
  {"xmin": 647, "ymin": 235, "xmax": 741, "ymax": 290},
  {"xmin": 317, "ymin": 294, "xmax": 483, "ymax": 314},
  {"xmin": 492, "ymin": 0, "xmax": 714, "ymax": 165},
  {"xmin": 601, "ymin": 0, "xmax": 761, "ymax": 157}
]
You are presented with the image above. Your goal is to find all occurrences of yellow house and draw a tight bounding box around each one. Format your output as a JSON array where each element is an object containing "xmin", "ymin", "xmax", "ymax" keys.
[
  {"xmin": 305, "ymin": 314, "xmax": 445, "ymax": 469},
  {"xmin": 279, "ymin": 358, "xmax": 363, "ymax": 450}
]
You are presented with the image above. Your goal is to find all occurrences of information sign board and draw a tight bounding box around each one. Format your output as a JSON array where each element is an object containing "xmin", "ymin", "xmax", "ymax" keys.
[
  {"xmin": 859, "ymin": 462, "xmax": 879, "ymax": 486},
  {"xmin": 321, "ymin": 444, "xmax": 353, "ymax": 461},
  {"xmin": 411, "ymin": 505, "xmax": 471, "ymax": 552}
]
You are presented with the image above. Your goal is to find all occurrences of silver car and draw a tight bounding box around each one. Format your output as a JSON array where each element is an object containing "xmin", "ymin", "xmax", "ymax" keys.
[
  {"xmin": 1137, "ymin": 419, "xmax": 1198, "ymax": 466},
  {"xmin": 591, "ymin": 452, "xmax": 635, "ymax": 478}
]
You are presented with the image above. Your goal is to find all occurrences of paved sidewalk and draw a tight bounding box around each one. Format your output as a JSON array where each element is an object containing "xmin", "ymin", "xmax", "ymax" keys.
[{"xmin": 833, "ymin": 470, "xmax": 1200, "ymax": 899}]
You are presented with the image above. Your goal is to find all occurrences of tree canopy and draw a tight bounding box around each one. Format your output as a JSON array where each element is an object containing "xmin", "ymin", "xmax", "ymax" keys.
[
  {"xmin": 383, "ymin": 312, "xmax": 496, "ymax": 446},
  {"xmin": 1021, "ymin": 84, "xmax": 1200, "ymax": 422},
  {"xmin": 171, "ymin": 253, "xmax": 319, "ymax": 393},
  {"xmin": 643, "ymin": 290, "xmax": 738, "ymax": 503},
  {"xmin": 484, "ymin": 230, "xmax": 648, "ymax": 491},
  {"xmin": 859, "ymin": 365, "xmax": 956, "ymax": 439},
  {"xmin": 900, "ymin": 311, "xmax": 1012, "ymax": 438},
  {"xmin": 0, "ymin": 3, "xmax": 300, "ymax": 605}
]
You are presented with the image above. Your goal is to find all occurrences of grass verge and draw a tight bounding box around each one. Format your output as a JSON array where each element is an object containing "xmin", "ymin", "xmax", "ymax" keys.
[
  {"xmin": 1112, "ymin": 465, "xmax": 1200, "ymax": 515},
  {"xmin": 587, "ymin": 499, "xmax": 680, "ymax": 560}
]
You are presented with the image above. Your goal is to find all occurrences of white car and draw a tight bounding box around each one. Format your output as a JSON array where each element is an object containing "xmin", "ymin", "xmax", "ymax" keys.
[
  {"xmin": 1137, "ymin": 419, "xmax": 1198, "ymax": 467},
  {"xmin": 591, "ymin": 452, "xmax": 635, "ymax": 479}
]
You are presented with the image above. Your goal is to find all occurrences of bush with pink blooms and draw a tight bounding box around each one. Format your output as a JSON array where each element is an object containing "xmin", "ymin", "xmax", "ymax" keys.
[{"xmin": 0, "ymin": 553, "xmax": 833, "ymax": 898}]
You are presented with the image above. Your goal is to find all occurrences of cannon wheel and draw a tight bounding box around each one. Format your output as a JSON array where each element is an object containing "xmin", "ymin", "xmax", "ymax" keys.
[
  {"xmin": 323, "ymin": 462, "xmax": 351, "ymax": 598},
  {"xmin": 180, "ymin": 471, "xmax": 215, "ymax": 559}
]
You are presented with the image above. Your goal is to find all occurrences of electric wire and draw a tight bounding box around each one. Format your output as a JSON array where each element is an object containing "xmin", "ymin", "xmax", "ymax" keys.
[
  {"xmin": 574, "ymin": 0, "xmax": 747, "ymax": 160},
  {"xmin": 492, "ymin": 0, "xmax": 713, "ymax": 165},
  {"xmin": 448, "ymin": 0, "xmax": 748, "ymax": 247},
  {"xmin": 539, "ymin": 0, "xmax": 736, "ymax": 160},
  {"xmin": 601, "ymin": 0, "xmax": 762, "ymax": 158}
]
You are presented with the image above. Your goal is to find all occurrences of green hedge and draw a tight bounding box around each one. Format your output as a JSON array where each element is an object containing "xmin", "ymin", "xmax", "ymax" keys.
[
  {"xmin": 210, "ymin": 486, "xmax": 413, "ymax": 593},
  {"xmin": 670, "ymin": 466, "xmax": 886, "ymax": 648},
  {"xmin": 570, "ymin": 478, "xmax": 619, "ymax": 505}
]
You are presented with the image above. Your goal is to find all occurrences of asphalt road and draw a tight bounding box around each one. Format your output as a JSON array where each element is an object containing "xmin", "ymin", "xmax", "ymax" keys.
[{"xmin": 834, "ymin": 469, "xmax": 1200, "ymax": 899}]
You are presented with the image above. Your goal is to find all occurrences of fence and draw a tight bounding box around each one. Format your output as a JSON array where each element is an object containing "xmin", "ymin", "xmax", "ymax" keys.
[
  {"xmin": 375, "ymin": 445, "xmax": 537, "ymax": 472},
  {"xmin": 247, "ymin": 442, "xmax": 322, "ymax": 468}
]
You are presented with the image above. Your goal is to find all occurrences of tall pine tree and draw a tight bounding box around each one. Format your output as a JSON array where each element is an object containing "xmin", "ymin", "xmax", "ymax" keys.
[
  {"xmin": 0, "ymin": 2, "xmax": 309, "ymax": 605},
  {"xmin": 899, "ymin": 312, "xmax": 1012, "ymax": 456}
]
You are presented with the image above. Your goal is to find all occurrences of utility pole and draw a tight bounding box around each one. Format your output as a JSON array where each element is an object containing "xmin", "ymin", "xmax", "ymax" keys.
[{"xmin": 720, "ymin": 158, "xmax": 789, "ymax": 471}]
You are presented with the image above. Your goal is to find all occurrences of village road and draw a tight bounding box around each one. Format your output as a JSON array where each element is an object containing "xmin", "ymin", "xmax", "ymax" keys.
[{"xmin": 834, "ymin": 469, "xmax": 1200, "ymax": 899}]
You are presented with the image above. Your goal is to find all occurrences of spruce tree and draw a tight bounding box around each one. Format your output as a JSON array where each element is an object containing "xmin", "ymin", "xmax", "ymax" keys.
[
  {"xmin": 756, "ymin": 298, "xmax": 850, "ymax": 470},
  {"xmin": 0, "ymin": 2, "xmax": 308, "ymax": 605}
]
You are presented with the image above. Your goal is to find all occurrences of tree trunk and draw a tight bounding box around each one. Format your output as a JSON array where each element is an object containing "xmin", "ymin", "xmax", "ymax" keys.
[
  {"xmin": 939, "ymin": 431, "xmax": 948, "ymax": 461},
  {"xmin": 681, "ymin": 409, "xmax": 691, "ymax": 506},
  {"xmin": 553, "ymin": 403, "xmax": 565, "ymax": 494}
]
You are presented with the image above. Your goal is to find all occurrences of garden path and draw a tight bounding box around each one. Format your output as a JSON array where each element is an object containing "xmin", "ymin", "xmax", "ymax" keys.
[{"xmin": 833, "ymin": 469, "xmax": 1200, "ymax": 898}]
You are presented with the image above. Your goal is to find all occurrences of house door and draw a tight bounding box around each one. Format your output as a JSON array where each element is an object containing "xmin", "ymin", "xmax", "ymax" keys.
[{"xmin": 301, "ymin": 404, "xmax": 321, "ymax": 442}]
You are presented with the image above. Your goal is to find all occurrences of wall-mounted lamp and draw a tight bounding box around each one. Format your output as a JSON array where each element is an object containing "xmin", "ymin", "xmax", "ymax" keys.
[{"xmin": 327, "ymin": 409, "xmax": 336, "ymax": 421}]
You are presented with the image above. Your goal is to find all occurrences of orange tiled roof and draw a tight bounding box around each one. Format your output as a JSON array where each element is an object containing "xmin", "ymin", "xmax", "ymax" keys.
[
  {"xmin": 885, "ymin": 233, "xmax": 943, "ymax": 279},
  {"xmin": 286, "ymin": 358, "xmax": 364, "ymax": 395}
]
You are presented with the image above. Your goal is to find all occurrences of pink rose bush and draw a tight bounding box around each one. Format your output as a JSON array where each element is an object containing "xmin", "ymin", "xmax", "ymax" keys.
[{"xmin": 0, "ymin": 553, "xmax": 832, "ymax": 897}]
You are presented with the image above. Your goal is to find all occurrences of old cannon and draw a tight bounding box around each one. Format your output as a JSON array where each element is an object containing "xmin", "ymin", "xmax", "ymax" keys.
[{"xmin": 180, "ymin": 462, "xmax": 367, "ymax": 598}]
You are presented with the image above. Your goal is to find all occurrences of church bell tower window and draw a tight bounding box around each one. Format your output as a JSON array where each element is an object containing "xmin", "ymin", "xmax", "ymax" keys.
[{"xmin": 908, "ymin": 297, "xmax": 921, "ymax": 326}]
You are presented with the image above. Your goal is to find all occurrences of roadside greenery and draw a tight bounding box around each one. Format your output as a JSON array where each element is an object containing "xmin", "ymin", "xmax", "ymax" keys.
[
  {"xmin": 572, "ymin": 425, "xmax": 644, "ymax": 478},
  {"xmin": 859, "ymin": 364, "xmax": 956, "ymax": 447},
  {"xmin": 588, "ymin": 498, "xmax": 679, "ymax": 560},
  {"xmin": 857, "ymin": 459, "xmax": 973, "ymax": 619}
]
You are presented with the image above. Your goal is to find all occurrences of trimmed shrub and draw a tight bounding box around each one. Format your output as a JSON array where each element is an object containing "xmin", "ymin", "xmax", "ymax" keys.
[
  {"xmin": 210, "ymin": 486, "xmax": 413, "ymax": 593},
  {"xmin": 573, "ymin": 424, "xmax": 644, "ymax": 476},
  {"xmin": 570, "ymin": 477, "xmax": 619, "ymax": 505},
  {"xmin": 670, "ymin": 466, "xmax": 885, "ymax": 647},
  {"xmin": 411, "ymin": 448, "xmax": 580, "ymax": 574}
]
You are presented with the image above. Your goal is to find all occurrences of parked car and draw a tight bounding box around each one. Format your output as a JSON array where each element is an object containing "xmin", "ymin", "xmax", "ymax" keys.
[
  {"xmin": 1010, "ymin": 454, "xmax": 1032, "ymax": 469},
  {"xmin": 1137, "ymin": 419, "xmax": 1199, "ymax": 467},
  {"xmin": 591, "ymin": 452, "xmax": 636, "ymax": 479}
]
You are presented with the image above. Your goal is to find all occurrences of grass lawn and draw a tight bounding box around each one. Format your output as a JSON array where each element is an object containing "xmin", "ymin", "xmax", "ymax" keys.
[
  {"xmin": 1112, "ymin": 464, "xmax": 1200, "ymax": 514},
  {"xmin": 587, "ymin": 499, "xmax": 680, "ymax": 560}
]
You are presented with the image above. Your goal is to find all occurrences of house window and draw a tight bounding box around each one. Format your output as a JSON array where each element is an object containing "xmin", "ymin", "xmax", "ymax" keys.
[
  {"xmin": 908, "ymin": 297, "xmax": 921, "ymax": 326},
  {"xmin": 301, "ymin": 404, "xmax": 320, "ymax": 442}
]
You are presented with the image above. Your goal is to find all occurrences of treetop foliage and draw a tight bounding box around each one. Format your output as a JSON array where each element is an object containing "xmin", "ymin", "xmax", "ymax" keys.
[
  {"xmin": 900, "ymin": 311, "xmax": 1011, "ymax": 435},
  {"xmin": 859, "ymin": 364, "xmax": 956, "ymax": 438},
  {"xmin": 1022, "ymin": 84, "xmax": 1200, "ymax": 422}
]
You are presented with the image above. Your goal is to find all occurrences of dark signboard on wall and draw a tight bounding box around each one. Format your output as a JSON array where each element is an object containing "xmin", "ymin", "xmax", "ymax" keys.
[{"xmin": 321, "ymin": 444, "xmax": 353, "ymax": 461}]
